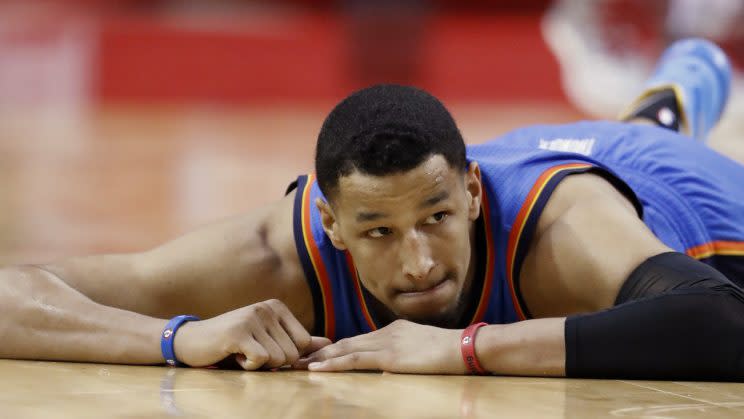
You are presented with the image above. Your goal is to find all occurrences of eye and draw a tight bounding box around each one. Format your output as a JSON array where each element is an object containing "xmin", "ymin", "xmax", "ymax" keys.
[
  {"xmin": 423, "ymin": 211, "xmax": 448, "ymax": 225},
  {"xmin": 367, "ymin": 227, "xmax": 392, "ymax": 238}
]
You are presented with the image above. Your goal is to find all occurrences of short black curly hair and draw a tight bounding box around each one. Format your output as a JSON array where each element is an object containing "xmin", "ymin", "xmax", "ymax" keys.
[{"xmin": 315, "ymin": 84, "xmax": 467, "ymax": 200}]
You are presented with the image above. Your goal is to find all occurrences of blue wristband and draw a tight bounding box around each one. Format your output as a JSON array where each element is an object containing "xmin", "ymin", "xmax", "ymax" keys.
[{"xmin": 161, "ymin": 315, "xmax": 200, "ymax": 367}]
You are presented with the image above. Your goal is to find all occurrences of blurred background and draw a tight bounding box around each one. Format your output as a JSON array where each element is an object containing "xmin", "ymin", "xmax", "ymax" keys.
[{"xmin": 1, "ymin": 0, "xmax": 743, "ymax": 263}]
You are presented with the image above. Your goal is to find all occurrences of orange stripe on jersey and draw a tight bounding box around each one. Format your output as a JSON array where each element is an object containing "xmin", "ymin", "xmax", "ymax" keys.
[
  {"xmin": 505, "ymin": 163, "xmax": 593, "ymax": 320},
  {"xmin": 300, "ymin": 174, "xmax": 336, "ymax": 340},
  {"xmin": 345, "ymin": 252, "xmax": 378, "ymax": 331},
  {"xmin": 470, "ymin": 187, "xmax": 496, "ymax": 324},
  {"xmin": 686, "ymin": 241, "xmax": 744, "ymax": 259}
]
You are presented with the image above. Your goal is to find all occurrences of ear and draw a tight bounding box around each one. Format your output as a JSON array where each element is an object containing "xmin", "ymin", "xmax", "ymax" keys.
[
  {"xmin": 316, "ymin": 198, "xmax": 347, "ymax": 250},
  {"xmin": 464, "ymin": 161, "xmax": 482, "ymax": 221}
]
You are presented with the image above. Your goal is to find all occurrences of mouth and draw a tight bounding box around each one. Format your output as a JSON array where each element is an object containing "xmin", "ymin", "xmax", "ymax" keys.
[
  {"xmin": 393, "ymin": 276, "xmax": 458, "ymax": 319},
  {"xmin": 397, "ymin": 277, "xmax": 450, "ymax": 298}
]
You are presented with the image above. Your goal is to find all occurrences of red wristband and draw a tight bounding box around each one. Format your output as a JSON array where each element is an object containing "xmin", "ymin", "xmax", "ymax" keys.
[{"xmin": 461, "ymin": 322, "xmax": 488, "ymax": 375}]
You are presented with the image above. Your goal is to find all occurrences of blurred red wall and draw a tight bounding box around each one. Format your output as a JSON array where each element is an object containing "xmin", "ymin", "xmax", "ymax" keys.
[
  {"xmin": 96, "ymin": 11, "xmax": 565, "ymax": 104},
  {"xmin": 0, "ymin": 1, "xmax": 566, "ymax": 105}
]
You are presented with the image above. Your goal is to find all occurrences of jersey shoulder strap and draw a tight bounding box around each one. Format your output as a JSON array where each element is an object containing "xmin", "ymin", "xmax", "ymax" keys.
[{"xmin": 290, "ymin": 175, "xmax": 378, "ymax": 340}]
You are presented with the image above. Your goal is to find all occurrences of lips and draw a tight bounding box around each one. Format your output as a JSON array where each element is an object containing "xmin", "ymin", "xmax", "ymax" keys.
[{"xmin": 397, "ymin": 277, "xmax": 449, "ymax": 296}]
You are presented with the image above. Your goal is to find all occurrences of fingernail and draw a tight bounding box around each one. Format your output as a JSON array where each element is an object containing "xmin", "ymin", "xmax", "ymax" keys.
[{"xmin": 308, "ymin": 362, "xmax": 322, "ymax": 370}]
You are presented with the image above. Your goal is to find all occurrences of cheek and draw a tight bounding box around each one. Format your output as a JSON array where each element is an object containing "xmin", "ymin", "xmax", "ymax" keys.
[
  {"xmin": 432, "ymin": 217, "xmax": 471, "ymax": 266},
  {"xmin": 346, "ymin": 241, "xmax": 399, "ymax": 291}
]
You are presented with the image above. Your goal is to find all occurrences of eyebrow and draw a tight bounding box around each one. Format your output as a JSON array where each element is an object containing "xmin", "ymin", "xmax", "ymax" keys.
[
  {"xmin": 419, "ymin": 190, "xmax": 450, "ymax": 209},
  {"xmin": 356, "ymin": 211, "xmax": 388, "ymax": 223},
  {"xmin": 354, "ymin": 191, "xmax": 450, "ymax": 223}
]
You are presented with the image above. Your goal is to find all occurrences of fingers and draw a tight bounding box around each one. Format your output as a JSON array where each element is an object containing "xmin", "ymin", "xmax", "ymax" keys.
[
  {"xmin": 291, "ymin": 337, "xmax": 332, "ymax": 369},
  {"xmin": 308, "ymin": 334, "xmax": 379, "ymax": 360},
  {"xmin": 266, "ymin": 299, "xmax": 313, "ymax": 353},
  {"xmin": 238, "ymin": 300, "xmax": 324, "ymax": 369},
  {"xmin": 307, "ymin": 352, "xmax": 380, "ymax": 372},
  {"xmin": 293, "ymin": 334, "xmax": 378, "ymax": 370},
  {"xmin": 306, "ymin": 336, "xmax": 332, "ymax": 354},
  {"xmin": 266, "ymin": 324, "xmax": 300, "ymax": 366},
  {"xmin": 258, "ymin": 300, "xmax": 305, "ymax": 366},
  {"xmin": 235, "ymin": 338, "xmax": 269, "ymax": 370},
  {"xmin": 251, "ymin": 326, "xmax": 290, "ymax": 368}
]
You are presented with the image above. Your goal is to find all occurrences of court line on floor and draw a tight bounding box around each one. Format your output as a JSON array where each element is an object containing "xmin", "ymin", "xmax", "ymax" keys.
[
  {"xmin": 672, "ymin": 381, "xmax": 744, "ymax": 400},
  {"xmin": 610, "ymin": 401, "xmax": 744, "ymax": 417},
  {"xmin": 618, "ymin": 380, "xmax": 722, "ymax": 406}
]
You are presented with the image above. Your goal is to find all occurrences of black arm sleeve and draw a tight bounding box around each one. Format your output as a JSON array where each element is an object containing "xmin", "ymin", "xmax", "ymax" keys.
[{"xmin": 565, "ymin": 252, "xmax": 744, "ymax": 381}]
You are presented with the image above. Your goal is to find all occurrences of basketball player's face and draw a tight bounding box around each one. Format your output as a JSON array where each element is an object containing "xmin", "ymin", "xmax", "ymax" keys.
[{"xmin": 317, "ymin": 155, "xmax": 483, "ymax": 327}]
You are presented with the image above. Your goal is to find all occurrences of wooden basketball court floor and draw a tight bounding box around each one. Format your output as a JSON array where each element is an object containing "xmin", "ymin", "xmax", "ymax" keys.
[{"xmin": 1, "ymin": 103, "xmax": 744, "ymax": 418}]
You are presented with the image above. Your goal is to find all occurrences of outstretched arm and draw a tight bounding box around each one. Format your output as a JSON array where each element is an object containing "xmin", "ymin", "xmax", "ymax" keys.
[
  {"xmin": 0, "ymin": 191, "xmax": 327, "ymax": 367},
  {"xmin": 0, "ymin": 265, "xmax": 166, "ymax": 364},
  {"xmin": 38, "ymin": 191, "xmax": 311, "ymax": 324}
]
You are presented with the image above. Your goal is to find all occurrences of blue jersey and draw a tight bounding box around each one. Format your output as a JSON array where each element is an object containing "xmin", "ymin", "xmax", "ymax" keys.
[{"xmin": 291, "ymin": 121, "xmax": 744, "ymax": 341}]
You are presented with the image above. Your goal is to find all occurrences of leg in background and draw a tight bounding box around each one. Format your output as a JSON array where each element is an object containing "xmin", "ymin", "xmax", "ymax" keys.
[{"xmin": 620, "ymin": 38, "xmax": 732, "ymax": 142}]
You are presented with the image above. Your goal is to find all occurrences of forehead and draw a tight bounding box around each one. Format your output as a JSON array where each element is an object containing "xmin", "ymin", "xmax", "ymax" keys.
[{"xmin": 333, "ymin": 155, "xmax": 461, "ymax": 212}]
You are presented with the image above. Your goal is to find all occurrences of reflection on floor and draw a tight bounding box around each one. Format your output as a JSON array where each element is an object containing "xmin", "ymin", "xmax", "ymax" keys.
[{"xmin": 2, "ymin": 360, "xmax": 744, "ymax": 418}]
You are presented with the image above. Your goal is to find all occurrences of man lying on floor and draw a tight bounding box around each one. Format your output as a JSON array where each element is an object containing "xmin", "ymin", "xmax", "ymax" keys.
[{"xmin": 2, "ymin": 38, "xmax": 743, "ymax": 380}]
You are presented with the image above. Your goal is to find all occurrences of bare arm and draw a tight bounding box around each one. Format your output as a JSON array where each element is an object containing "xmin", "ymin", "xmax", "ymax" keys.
[
  {"xmin": 0, "ymin": 191, "xmax": 316, "ymax": 365},
  {"xmin": 476, "ymin": 172, "xmax": 670, "ymax": 376},
  {"xmin": 37, "ymin": 191, "xmax": 311, "ymax": 326},
  {"xmin": 519, "ymin": 173, "xmax": 671, "ymax": 316},
  {"xmin": 0, "ymin": 265, "xmax": 165, "ymax": 363}
]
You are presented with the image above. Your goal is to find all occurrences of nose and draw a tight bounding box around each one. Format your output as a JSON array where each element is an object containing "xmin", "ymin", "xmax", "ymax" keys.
[{"xmin": 399, "ymin": 229, "xmax": 435, "ymax": 282}]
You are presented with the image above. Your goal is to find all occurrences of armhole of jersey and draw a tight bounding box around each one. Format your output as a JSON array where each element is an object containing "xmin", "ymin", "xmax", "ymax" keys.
[
  {"xmin": 505, "ymin": 163, "xmax": 643, "ymax": 320},
  {"xmin": 290, "ymin": 175, "xmax": 328, "ymax": 338},
  {"xmin": 285, "ymin": 179, "xmax": 299, "ymax": 196}
]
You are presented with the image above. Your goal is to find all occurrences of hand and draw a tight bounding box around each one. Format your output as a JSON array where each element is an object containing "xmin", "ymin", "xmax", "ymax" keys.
[
  {"xmin": 296, "ymin": 319, "xmax": 466, "ymax": 374},
  {"xmin": 173, "ymin": 299, "xmax": 331, "ymax": 370}
]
